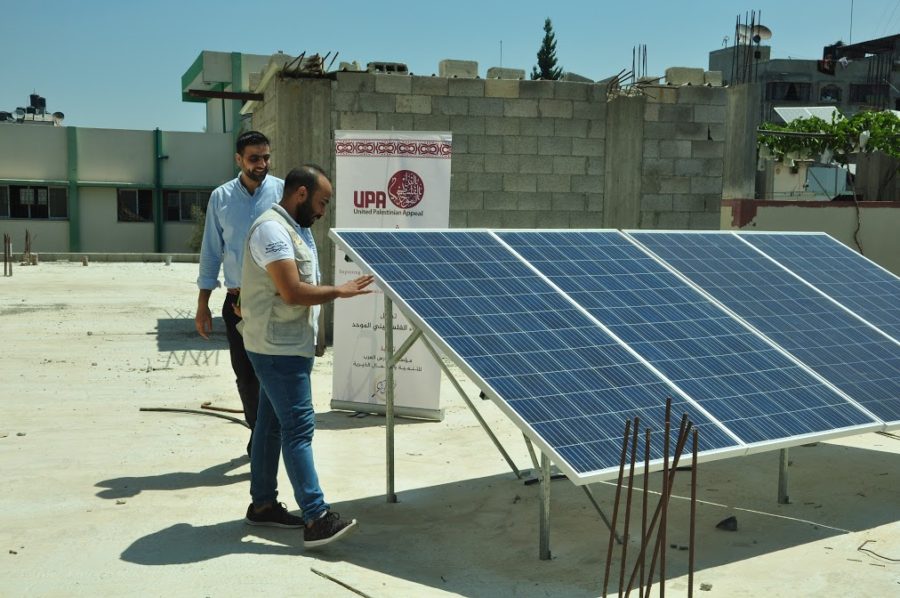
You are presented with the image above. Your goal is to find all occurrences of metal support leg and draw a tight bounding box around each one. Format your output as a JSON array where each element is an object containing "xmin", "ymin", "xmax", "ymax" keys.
[
  {"xmin": 384, "ymin": 298, "xmax": 397, "ymax": 503},
  {"xmin": 777, "ymin": 448, "xmax": 789, "ymax": 504},
  {"xmin": 523, "ymin": 434, "xmax": 540, "ymax": 472},
  {"xmin": 420, "ymin": 336, "xmax": 522, "ymax": 478},
  {"xmin": 539, "ymin": 452, "xmax": 551, "ymax": 560}
]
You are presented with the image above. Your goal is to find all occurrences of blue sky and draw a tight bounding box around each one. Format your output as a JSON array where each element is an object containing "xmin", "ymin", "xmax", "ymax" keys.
[{"xmin": 2, "ymin": 1, "xmax": 897, "ymax": 131}]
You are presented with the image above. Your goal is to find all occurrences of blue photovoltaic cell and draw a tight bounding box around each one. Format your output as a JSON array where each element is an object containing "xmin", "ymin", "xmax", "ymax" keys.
[
  {"xmin": 738, "ymin": 233, "xmax": 900, "ymax": 342},
  {"xmin": 498, "ymin": 231, "xmax": 877, "ymax": 444},
  {"xmin": 632, "ymin": 232, "xmax": 900, "ymax": 424},
  {"xmin": 336, "ymin": 230, "xmax": 735, "ymax": 476}
]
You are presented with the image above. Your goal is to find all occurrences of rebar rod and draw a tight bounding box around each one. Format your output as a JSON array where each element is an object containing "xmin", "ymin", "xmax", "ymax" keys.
[
  {"xmin": 688, "ymin": 429, "xmax": 698, "ymax": 598},
  {"xmin": 639, "ymin": 428, "xmax": 651, "ymax": 598},
  {"xmin": 603, "ymin": 418, "xmax": 632, "ymax": 598},
  {"xmin": 618, "ymin": 417, "xmax": 640, "ymax": 596}
]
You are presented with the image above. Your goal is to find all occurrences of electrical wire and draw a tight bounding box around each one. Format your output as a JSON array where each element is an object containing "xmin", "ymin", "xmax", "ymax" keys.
[{"xmin": 858, "ymin": 540, "xmax": 900, "ymax": 562}]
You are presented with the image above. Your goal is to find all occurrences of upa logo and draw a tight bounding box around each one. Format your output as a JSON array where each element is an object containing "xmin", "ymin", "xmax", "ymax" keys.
[
  {"xmin": 353, "ymin": 190, "xmax": 386, "ymax": 209},
  {"xmin": 387, "ymin": 170, "xmax": 425, "ymax": 209}
]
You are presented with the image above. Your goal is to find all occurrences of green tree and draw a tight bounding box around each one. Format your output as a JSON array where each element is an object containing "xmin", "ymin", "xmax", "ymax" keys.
[{"xmin": 531, "ymin": 18, "xmax": 563, "ymax": 80}]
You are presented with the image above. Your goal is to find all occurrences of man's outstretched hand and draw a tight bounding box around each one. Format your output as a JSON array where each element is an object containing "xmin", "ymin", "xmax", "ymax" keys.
[{"xmin": 336, "ymin": 274, "xmax": 376, "ymax": 298}]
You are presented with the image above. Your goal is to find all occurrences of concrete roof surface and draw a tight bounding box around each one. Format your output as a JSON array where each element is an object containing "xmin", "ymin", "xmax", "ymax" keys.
[{"xmin": 1, "ymin": 262, "xmax": 898, "ymax": 597}]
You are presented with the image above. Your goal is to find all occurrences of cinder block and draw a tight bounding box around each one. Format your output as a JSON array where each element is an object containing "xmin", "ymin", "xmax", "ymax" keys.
[
  {"xmin": 658, "ymin": 104, "xmax": 693, "ymax": 122},
  {"xmin": 554, "ymin": 82, "xmax": 590, "ymax": 101},
  {"xmin": 693, "ymin": 105, "xmax": 726, "ymax": 124},
  {"xmin": 552, "ymin": 192, "xmax": 586, "ymax": 211},
  {"xmin": 574, "ymin": 209, "xmax": 604, "ymax": 227},
  {"xmin": 520, "ymin": 118, "xmax": 555, "ymax": 137},
  {"xmin": 642, "ymin": 194, "xmax": 673, "ymax": 211},
  {"xmin": 645, "ymin": 86, "xmax": 678, "ymax": 104},
  {"xmin": 515, "ymin": 195, "xmax": 546, "ymax": 210},
  {"xmin": 468, "ymin": 173, "xmax": 503, "ymax": 191},
  {"xmin": 573, "ymin": 101, "xmax": 606, "ymax": 120},
  {"xmin": 674, "ymin": 159, "xmax": 704, "ymax": 176},
  {"xmin": 673, "ymin": 196, "xmax": 706, "ymax": 212},
  {"xmin": 333, "ymin": 91, "xmax": 359, "ymax": 112},
  {"xmin": 571, "ymin": 175, "xmax": 603, "ymax": 193},
  {"xmin": 503, "ymin": 210, "xmax": 539, "ymax": 228},
  {"xmin": 556, "ymin": 118, "xmax": 589, "ymax": 138},
  {"xmin": 503, "ymin": 173, "xmax": 537, "ymax": 192},
  {"xmin": 643, "ymin": 121, "xmax": 676, "ymax": 140},
  {"xmin": 485, "ymin": 79, "xmax": 519, "ymax": 98},
  {"xmin": 643, "ymin": 139, "xmax": 660, "ymax": 159},
  {"xmin": 484, "ymin": 155, "xmax": 520, "ymax": 173},
  {"xmin": 486, "ymin": 117, "xmax": 520, "ymax": 136},
  {"xmin": 449, "ymin": 210, "xmax": 468, "ymax": 227},
  {"xmin": 644, "ymin": 103, "xmax": 660, "ymax": 122},
  {"xmin": 412, "ymin": 76, "xmax": 449, "ymax": 96},
  {"xmin": 708, "ymin": 123, "xmax": 725, "ymax": 141},
  {"xmin": 640, "ymin": 211, "xmax": 660, "ymax": 228},
  {"xmin": 676, "ymin": 86, "xmax": 725, "ymax": 106},
  {"xmin": 704, "ymin": 71, "xmax": 723, "ymax": 87},
  {"xmin": 375, "ymin": 75, "xmax": 412, "ymax": 94},
  {"xmin": 377, "ymin": 113, "xmax": 413, "ymax": 130},
  {"xmin": 468, "ymin": 97, "xmax": 504, "ymax": 117},
  {"xmin": 439, "ymin": 59, "xmax": 478, "ymax": 78},
  {"xmin": 643, "ymin": 158, "xmax": 675, "ymax": 176},
  {"xmin": 689, "ymin": 211, "xmax": 722, "ymax": 230},
  {"xmin": 503, "ymin": 136, "xmax": 537, "ymax": 155},
  {"xmin": 586, "ymin": 192, "xmax": 604, "ymax": 212},
  {"xmin": 553, "ymin": 156, "xmax": 587, "ymax": 175},
  {"xmin": 699, "ymin": 194, "xmax": 723, "ymax": 212},
  {"xmin": 659, "ymin": 140, "xmax": 692, "ymax": 159},
  {"xmin": 450, "ymin": 172, "xmax": 468, "ymax": 192},
  {"xmin": 586, "ymin": 157, "xmax": 605, "ymax": 175},
  {"xmin": 339, "ymin": 112, "xmax": 377, "ymax": 130},
  {"xmin": 690, "ymin": 176, "xmax": 723, "ymax": 194},
  {"xmin": 518, "ymin": 154, "xmax": 554, "ymax": 174},
  {"xmin": 660, "ymin": 176, "xmax": 691, "ymax": 194},
  {"xmin": 538, "ymin": 136, "xmax": 573, "ymax": 156},
  {"xmin": 486, "ymin": 67, "xmax": 525, "ymax": 80},
  {"xmin": 358, "ymin": 93, "xmax": 395, "ymax": 112},
  {"xmin": 452, "ymin": 153, "xmax": 485, "ymax": 173},
  {"xmin": 450, "ymin": 116, "xmax": 485, "ymax": 134},
  {"xmin": 702, "ymin": 159, "xmax": 724, "ymax": 177},
  {"xmin": 433, "ymin": 96, "xmax": 469, "ymax": 116},
  {"xmin": 504, "ymin": 99, "xmax": 539, "ymax": 118},
  {"xmin": 413, "ymin": 114, "xmax": 450, "ymax": 130},
  {"xmin": 674, "ymin": 121, "xmax": 708, "ymax": 140},
  {"xmin": 572, "ymin": 138, "xmax": 604, "ymax": 157},
  {"xmin": 335, "ymin": 71, "xmax": 375, "ymax": 93},
  {"xmin": 537, "ymin": 174, "xmax": 572, "ymax": 193},
  {"xmin": 467, "ymin": 210, "xmax": 503, "ymax": 227},
  {"xmin": 538, "ymin": 99, "xmax": 573, "ymax": 118},
  {"xmin": 451, "ymin": 190, "xmax": 484, "ymax": 210},
  {"xmin": 448, "ymin": 78, "xmax": 484, "ymax": 97},
  {"xmin": 656, "ymin": 211, "xmax": 690, "ymax": 229},
  {"xmin": 587, "ymin": 120, "xmax": 606, "ymax": 139},
  {"xmin": 665, "ymin": 67, "xmax": 705, "ymax": 86},
  {"xmin": 519, "ymin": 80, "xmax": 555, "ymax": 99},
  {"xmin": 642, "ymin": 175, "xmax": 661, "ymax": 194},
  {"xmin": 468, "ymin": 135, "xmax": 503, "ymax": 154},
  {"xmin": 691, "ymin": 140, "xmax": 724, "ymax": 159},
  {"xmin": 395, "ymin": 95, "xmax": 432, "ymax": 114},
  {"xmin": 533, "ymin": 209, "xmax": 571, "ymax": 228}
]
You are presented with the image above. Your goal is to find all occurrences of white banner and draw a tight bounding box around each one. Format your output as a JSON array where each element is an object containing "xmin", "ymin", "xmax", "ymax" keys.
[{"xmin": 331, "ymin": 131, "xmax": 451, "ymax": 420}]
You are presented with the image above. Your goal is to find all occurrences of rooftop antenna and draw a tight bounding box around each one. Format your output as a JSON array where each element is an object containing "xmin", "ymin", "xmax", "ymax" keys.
[{"xmin": 849, "ymin": 0, "xmax": 854, "ymax": 44}]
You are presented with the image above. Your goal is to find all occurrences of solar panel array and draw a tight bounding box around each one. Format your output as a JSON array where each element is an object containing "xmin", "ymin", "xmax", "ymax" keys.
[
  {"xmin": 331, "ymin": 229, "xmax": 897, "ymax": 484},
  {"xmin": 630, "ymin": 232, "xmax": 900, "ymax": 425}
]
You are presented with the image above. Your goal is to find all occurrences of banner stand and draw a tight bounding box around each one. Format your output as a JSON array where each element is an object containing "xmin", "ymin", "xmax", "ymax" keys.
[{"xmin": 330, "ymin": 400, "xmax": 444, "ymax": 422}]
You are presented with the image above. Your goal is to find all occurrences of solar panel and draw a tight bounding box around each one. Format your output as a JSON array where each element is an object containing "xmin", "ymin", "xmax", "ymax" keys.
[
  {"xmin": 498, "ymin": 231, "xmax": 879, "ymax": 445},
  {"xmin": 737, "ymin": 233, "xmax": 900, "ymax": 342},
  {"xmin": 630, "ymin": 231, "xmax": 900, "ymax": 425},
  {"xmin": 333, "ymin": 230, "xmax": 738, "ymax": 482}
]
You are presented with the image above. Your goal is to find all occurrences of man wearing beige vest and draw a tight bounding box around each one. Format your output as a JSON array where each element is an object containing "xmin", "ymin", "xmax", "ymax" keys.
[{"xmin": 239, "ymin": 164, "xmax": 374, "ymax": 547}]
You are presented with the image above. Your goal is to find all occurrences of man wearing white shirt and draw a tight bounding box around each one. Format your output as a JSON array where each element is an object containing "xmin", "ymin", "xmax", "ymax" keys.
[{"xmin": 240, "ymin": 165, "xmax": 374, "ymax": 547}]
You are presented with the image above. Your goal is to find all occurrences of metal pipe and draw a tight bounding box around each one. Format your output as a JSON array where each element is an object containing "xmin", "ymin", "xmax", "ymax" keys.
[
  {"xmin": 778, "ymin": 448, "xmax": 790, "ymax": 504},
  {"xmin": 618, "ymin": 417, "xmax": 640, "ymax": 596},
  {"xmin": 384, "ymin": 297, "xmax": 397, "ymax": 503},
  {"xmin": 539, "ymin": 451, "xmax": 552, "ymax": 560},
  {"xmin": 603, "ymin": 418, "xmax": 632, "ymax": 597},
  {"xmin": 688, "ymin": 429, "xmax": 698, "ymax": 598}
]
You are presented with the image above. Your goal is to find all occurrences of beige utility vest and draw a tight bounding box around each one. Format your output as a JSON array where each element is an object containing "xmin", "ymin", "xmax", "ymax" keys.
[{"xmin": 238, "ymin": 205, "xmax": 319, "ymax": 357}]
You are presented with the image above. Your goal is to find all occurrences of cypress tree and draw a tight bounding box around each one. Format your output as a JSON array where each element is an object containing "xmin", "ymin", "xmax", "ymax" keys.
[{"xmin": 531, "ymin": 18, "xmax": 563, "ymax": 80}]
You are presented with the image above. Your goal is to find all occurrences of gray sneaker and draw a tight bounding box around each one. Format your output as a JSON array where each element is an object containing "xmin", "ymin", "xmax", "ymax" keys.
[
  {"xmin": 304, "ymin": 511, "xmax": 358, "ymax": 548},
  {"xmin": 244, "ymin": 502, "xmax": 304, "ymax": 529}
]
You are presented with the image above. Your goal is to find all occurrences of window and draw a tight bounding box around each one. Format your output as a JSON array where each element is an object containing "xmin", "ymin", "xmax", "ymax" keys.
[
  {"xmin": 819, "ymin": 84, "xmax": 842, "ymax": 103},
  {"xmin": 765, "ymin": 82, "xmax": 812, "ymax": 102},
  {"xmin": 117, "ymin": 189, "xmax": 153, "ymax": 222},
  {"xmin": 2, "ymin": 185, "xmax": 67, "ymax": 219},
  {"xmin": 849, "ymin": 83, "xmax": 888, "ymax": 104},
  {"xmin": 165, "ymin": 189, "xmax": 211, "ymax": 222}
]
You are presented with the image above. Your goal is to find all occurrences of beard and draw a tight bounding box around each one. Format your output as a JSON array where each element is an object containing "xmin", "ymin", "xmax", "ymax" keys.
[
  {"xmin": 244, "ymin": 165, "xmax": 268, "ymax": 182},
  {"xmin": 294, "ymin": 200, "xmax": 317, "ymax": 227}
]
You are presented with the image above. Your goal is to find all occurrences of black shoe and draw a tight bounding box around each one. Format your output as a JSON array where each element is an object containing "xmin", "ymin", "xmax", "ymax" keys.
[
  {"xmin": 244, "ymin": 502, "xmax": 304, "ymax": 528},
  {"xmin": 304, "ymin": 511, "xmax": 358, "ymax": 548}
]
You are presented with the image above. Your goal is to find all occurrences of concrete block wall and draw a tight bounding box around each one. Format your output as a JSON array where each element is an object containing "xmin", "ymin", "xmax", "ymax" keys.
[
  {"xmin": 332, "ymin": 72, "xmax": 608, "ymax": 229},
  {"xmin": 640, "ymin": 85, "xmax": 726, "ymax": 230}
]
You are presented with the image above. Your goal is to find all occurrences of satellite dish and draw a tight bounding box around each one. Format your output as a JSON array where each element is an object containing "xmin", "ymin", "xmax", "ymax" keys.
[
  {"xmin": 52, "ymin": 111, "xmax": 65, "ymax": 124},
  {"xmin": 752, "ymin": 25, "xmax": 772, "ymax": 41},
  {"xmin": 736, "ymin": 23, "xmax": 752, "ymax": 42}
]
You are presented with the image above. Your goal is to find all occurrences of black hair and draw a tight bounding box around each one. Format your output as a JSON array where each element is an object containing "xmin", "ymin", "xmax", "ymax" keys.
[
  {"xmin": 284, "ymin": 164, "xmax": 329, "ymax": 199},
  {"xmin": 235, "ymin": 130, "xmax": 270, "ymax": 154}
]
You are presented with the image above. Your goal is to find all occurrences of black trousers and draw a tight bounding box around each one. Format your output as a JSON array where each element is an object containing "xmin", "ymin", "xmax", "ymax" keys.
[{"xmin": 222, "ymin": 292, "xmax": 259, "ymax": 432}]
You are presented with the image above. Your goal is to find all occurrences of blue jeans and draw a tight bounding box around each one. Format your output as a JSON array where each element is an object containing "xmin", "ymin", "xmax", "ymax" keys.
[{"xmin": 246, "ymin": 351, "xmax": 328, "ymax": 523}]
